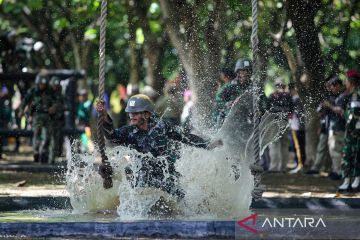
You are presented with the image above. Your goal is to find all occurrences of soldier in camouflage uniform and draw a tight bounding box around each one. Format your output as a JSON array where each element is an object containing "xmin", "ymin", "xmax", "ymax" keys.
[
  {"xmin": 213, "ymin": 59, "xmax": 253, "ymax": 128},
  {"xmin": 48, "ymin": 76, "xmax": 66, "ymax": 163},
  {"xmin": 19, "ymin": 75, "xmax": 56, "ymax": 163},
  {"xmin": 96, "ymin": 94, "xmax": 222, "ymax": 199},
  {"xmin": 0, "ymin": 86, "xmax": 12, "ymax": 159},
  {"xmin": 338, "ymin": 70, "xmax": 360, "ymax": 191}
]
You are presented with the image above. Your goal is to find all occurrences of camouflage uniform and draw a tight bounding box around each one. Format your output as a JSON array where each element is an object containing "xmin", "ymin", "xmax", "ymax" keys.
[
  {"xmin": 20, "ymin": 84, "xmax": 55, "ymax": 163},
  {"xmin": 48, "ymin": 79, "xmax": 67, "ymax": 163},
  {"xmin": 213, "ymin": 79, "xmax": 249, "ymax": 128},
  {"xmin": 0, "ymin": 91, "xmax": 12, "ymax": 158},
  {"xmin": 341, "ymin": 86, "xmax": 360, "ymax": 178},
  {"xmin": 103, "ymin": 113, "xmax": 209, "ymax": 199}
]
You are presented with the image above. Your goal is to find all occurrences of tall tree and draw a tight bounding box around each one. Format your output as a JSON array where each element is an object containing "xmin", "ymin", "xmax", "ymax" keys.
[
  {"xmin": 159, "ymin": 0, "xmax": 226, "ymax": 124},
  {"xmin": 287, "ymin": 0, "xmax": 325, "ymax": 162},
  {"xmin": 128, "ymin": 0, "xmax": 168, "ymax": 93}
]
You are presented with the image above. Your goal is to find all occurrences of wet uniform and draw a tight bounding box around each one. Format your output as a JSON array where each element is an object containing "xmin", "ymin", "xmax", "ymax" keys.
[{"xmin": 103, "ymin": 114, "xmax": 209, "ymax": 198}]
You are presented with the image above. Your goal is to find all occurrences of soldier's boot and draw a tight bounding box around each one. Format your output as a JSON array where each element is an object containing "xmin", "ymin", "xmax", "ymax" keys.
[
  {"xmin": 34, "ymin": 154, "xmax": 40, "ymax": 163},
  {"xmin": 338, "ymin": 177, "xmax": 351, "ymax": 192},
  {"xmin": 351, "ymin": 177, "xmax": 360, "ymax": 190}
]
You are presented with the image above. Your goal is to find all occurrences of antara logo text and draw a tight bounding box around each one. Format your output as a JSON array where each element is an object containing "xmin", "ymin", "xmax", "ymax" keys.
[{"xmin": 237, "ymin": 214, "xmax": 326, "ymax": 233}]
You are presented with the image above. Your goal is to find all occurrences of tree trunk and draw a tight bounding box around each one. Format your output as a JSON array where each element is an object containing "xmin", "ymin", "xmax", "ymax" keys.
[
  {"xmin": 287, "ymin": 0, "xmax": 325, "ymax": 164},
  {"xmin": 159, "ymin": 0, "xmax": 224, "ymax": 125},
  {"xmin": 132, "ymin": 0, "xmax": 167, "ymax": 93},
  {"xmin": 126, "ymin": 1, "xmax": 141, "ymax": 89}
]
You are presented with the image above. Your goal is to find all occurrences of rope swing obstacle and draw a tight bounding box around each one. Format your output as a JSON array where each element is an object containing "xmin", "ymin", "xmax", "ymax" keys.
[
  {"xmin": 97, "ymin": 0, "xmax": 113, "ymax": 189},
  {"xmin": 95, "ymin": 0, "xmax": 263, "ymax": 196},
  {"xmin": 250, "ymin": 0, "xmax": 264, "ymax": 201}
]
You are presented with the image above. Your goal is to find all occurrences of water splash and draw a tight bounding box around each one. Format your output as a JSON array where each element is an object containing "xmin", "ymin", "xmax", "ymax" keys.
[{"xmin": 66, "ymin": 91, "xmax": 287, "ymax": 220}]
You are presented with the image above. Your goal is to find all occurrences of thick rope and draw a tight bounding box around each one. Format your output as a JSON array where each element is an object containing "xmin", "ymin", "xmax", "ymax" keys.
[
  {"xmin": 97, "ymin": 0, "xmax": 113, "ymax": 189},
  {"xmin": 251, "ymin": 0, "xmax": 264, "ymax": 201}
]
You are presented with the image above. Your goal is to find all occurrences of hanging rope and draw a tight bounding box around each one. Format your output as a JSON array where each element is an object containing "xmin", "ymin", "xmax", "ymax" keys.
[
  {"xmin": 97, "ymin": 0, "xmax": 113, "ymax": 189},
  {"xmin": 250, "ymin": 0, "xmax": 264, "ymax": 201}
]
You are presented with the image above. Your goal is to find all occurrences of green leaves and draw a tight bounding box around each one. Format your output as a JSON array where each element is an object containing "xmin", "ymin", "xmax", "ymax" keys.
[
  {"xmin": 54, "ymin": 18, "xmax": 70, "ymax": 30},
  {"xmin": 27, "ymin": 0, "xmax": 43, "ymax": 10},
  {"xmin": 84, "ymin": 28, "xmax": 97, "ymax": 41}
]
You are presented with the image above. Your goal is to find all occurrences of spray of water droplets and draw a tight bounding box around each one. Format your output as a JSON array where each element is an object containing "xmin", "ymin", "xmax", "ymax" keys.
[{"xmin": 66, "ymin": 90, "xmax": 287, "ymax": 220}]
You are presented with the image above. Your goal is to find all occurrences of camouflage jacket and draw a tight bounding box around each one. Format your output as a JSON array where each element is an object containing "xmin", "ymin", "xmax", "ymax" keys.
[
  {"xmin": 213, "ymin": 79, "xmax": 249, "ymax": 126},
  {"xmin": 51, "ymin": 90, "xmax": 67, "ymax": 121},
  {"xmin": 345, "ymin": 86, "xmax": 360, "ymax": 135},
  {"xmin": 20, "ymin": 87, "xmax": 55, "ymax": 119},
  {"xmin": 103, "ymin": 114, "xmax": 209, "ymax": 163}
]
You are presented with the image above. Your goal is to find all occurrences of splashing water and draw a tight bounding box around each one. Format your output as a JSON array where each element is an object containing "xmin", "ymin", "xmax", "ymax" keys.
[{"xmin": 66, "ymin": 91, "xmax": 287, "ymax": 220}]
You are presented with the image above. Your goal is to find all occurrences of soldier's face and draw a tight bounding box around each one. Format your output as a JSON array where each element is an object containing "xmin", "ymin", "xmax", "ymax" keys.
[
  {"xmin": 237, "ymin": 70, "xmax": 251, "ymax": 85},
  {"xmin": 129, "ymin": 112, "xmax": 150, "ymax": 129}
]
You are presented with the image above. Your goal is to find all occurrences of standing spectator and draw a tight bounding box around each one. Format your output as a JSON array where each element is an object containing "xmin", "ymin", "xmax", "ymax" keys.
[
  {"xmin": 323, "ymin": 76, "xmax": 347, "ymax": 180},
  {"xmin": 76, "ymin": 89, "xmax": 92, "ymax": 129},
  {"xmin": 288, "ymin": 84, "xmax": 306, "ymax": 173},
  {"xmin": 213, "ymin": 59, "xmax": 252, "ymax": 128},
  {"xmin": 155, "ymin": 82, "xmax": 184, "ymax": 125},
  {"xmin": 181, "ymin": 90, "xmax": 194, "ymax": 133},
  {"xmin": 0, "ymin": 86, "xmax": 11, "ymax": 159},
  {"xmin": 118, "ymin": 98, "xmax": 128, "ymax": 127},
  {"xmin": 307, "ymin": 82, "xmax": 332, "ymax": 174},
  {"xmin": 48, "ymin": 77, "xmax": 67, "ymax": 163},
  {"xmin": 267, "ymin": 78, "xmax": 294, "ymax": 172},
  {"xmin": 338, "ymin": 70, "xmax": 360, "ymax": 191},
  {"xmin": 18, "ymin": 75, "xmax": 56, "ymax": 163}
]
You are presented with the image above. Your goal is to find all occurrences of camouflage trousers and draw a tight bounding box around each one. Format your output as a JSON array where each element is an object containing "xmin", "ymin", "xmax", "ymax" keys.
[
  {"xmin": 341, "ymin": 131, "xmax": 360, "ymax": 177},
  {"xmin": 48, "ymin": 120, "xmax": 64, "ymax": 163},
  {"xmin": 126, "ymin": 156, "xmax": 185, "ymax": 199},
  {"xmin": 32, "ymin": 117, "xmax": 51, "ymax": 163}
]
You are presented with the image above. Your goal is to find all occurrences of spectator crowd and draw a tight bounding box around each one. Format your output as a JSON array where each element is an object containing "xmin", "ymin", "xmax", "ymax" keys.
[{"xmin": 1, "ymin": 59, "xmax": 360, "ymax": 192}]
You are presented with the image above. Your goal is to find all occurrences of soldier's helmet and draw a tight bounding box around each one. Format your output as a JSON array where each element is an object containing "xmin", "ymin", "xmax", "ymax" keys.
[
  {"xmin": 234, "ymin": 59, "xmax": 252, "ymax": 73},
  {"xmin": 125, "ymin": 94, "xmax": 155, "ymax": 113},
  {"xmin": 49, "ymin": 76, "xmax": 61, "ymax": 86},
  {"xmin": 35, "ymin": 75, "xmax": 48, "ymax": 85}
]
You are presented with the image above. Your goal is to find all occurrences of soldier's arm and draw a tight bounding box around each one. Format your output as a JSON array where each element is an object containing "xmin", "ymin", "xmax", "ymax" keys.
[
  {"xmin": 102, "ymin": 113, "xmax": 130, "ymax": 145},
  {"xmin": 166, "ymin": 123, "xmax": 210, "ymax": 148}
]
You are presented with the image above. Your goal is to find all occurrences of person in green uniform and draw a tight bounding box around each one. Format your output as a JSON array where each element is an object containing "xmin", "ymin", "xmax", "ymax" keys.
[
  {"xmin": 48, "ymin": 76, "xmax": 67, "ymax": 163},
  {"xmin": 338, "ymin": 70, "xmax": 360, "ymax": 191},
  {"xmin": 19, "ymin": 75, "xmax": 56, "ymax": 163},
  {"xmin": 213, "ymin": 59, "xmax": 252, "ymax": 128}
]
